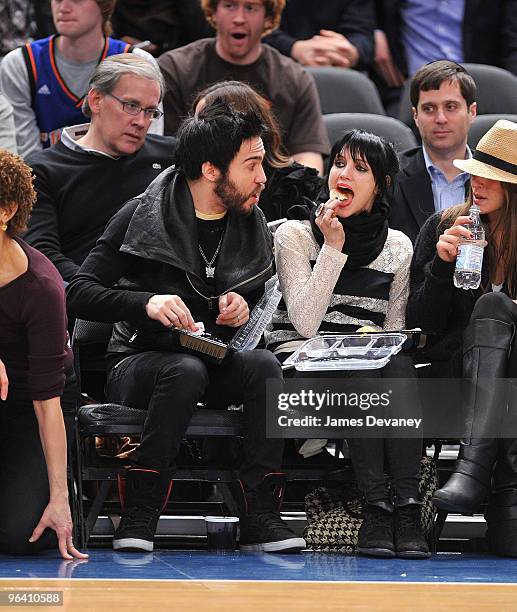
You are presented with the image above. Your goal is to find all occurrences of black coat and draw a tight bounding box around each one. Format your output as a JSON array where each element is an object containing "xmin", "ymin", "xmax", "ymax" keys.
[
  {"xmin": 389, "ymin": 147, "xmax": 435, "ymax": 245},
  {"xmin": 66, "ymin": 167, "xmax": 273, "ymax": 357},
  {"xmin": 406, "ymin": 211, "xmax": 490, "ymax": 374},
  {"xmin": 376, "ymin": 0, "xmax": 517, "ymax": 77},
  {"xmin": 389, "ymin": 147, "xmax": 471, "ymax": 245}
]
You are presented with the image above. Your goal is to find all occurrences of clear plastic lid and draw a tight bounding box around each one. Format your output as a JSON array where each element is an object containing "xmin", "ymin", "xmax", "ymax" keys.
[
  {"xmin": 283, "ymin": 333, "xmax": 407, "ymax": 371},
  {"xmin": 230, "ymin": 275, "xmax": 282, "ymax": 352}
]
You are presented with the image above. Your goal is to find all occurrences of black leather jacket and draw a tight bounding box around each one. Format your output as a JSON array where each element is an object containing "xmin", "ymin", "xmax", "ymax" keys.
[{"xmin": 67, "ymin": 167, "xmax": 273, "ymax": 357}]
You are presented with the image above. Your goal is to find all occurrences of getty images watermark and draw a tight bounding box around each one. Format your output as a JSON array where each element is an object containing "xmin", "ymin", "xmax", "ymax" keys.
[
  {"xmin": 266, "ymin": 378, "xmax": 517, "ymax": 439},
  {"xmin": 276, "ymin": 388, "xmax": 423, "ymax": 430}
]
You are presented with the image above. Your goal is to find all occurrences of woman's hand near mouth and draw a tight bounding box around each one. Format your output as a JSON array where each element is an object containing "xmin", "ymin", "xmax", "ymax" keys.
[{"xmin": 316, "ymin": 199, "xmax": 345, "ymax": 251}]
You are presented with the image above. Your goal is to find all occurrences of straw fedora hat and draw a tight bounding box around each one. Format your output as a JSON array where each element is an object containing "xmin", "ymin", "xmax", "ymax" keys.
[{"xmin": 453, "ymin": 119, "xmax": 517, "ymax": 185}]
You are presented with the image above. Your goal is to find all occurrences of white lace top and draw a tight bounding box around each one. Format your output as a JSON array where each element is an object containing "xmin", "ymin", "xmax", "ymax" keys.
[{"xmin": 266, "ymin": 220, "xmax": 413, "ymax": 353}]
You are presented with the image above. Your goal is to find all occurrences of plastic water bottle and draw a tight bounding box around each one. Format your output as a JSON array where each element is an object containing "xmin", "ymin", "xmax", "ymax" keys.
[{"xmin": 453, "ymin": 204, "xmax": 485, "ymax": 290}]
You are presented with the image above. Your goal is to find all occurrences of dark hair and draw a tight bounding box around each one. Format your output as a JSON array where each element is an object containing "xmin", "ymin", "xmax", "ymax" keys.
[
  {"xmin": 0, "ymin": 149, "xmax": 36, "ymax": 236},
  {"xmin": 191, "ymin": 80, "xmax": 289, "ymax": 169},
  {"xmin": 327, "ymin": 130, "xmax": 399, "ymax": 203},
  {"xmin": 176, "ymin": 101, "xmax": 266, "ymax": 180},
  {"xmin": 410, "ymin": 60, "xmax": 477, "ymax": 108}
]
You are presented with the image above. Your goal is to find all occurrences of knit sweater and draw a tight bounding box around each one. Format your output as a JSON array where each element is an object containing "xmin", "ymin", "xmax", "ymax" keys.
[
  {"xmin": 25, "ymin": 133, "xmax": 177, "ymax": 281},
  {"xmin": 266, "ymin": 219, "xmax": 413, "ymax": 354}
]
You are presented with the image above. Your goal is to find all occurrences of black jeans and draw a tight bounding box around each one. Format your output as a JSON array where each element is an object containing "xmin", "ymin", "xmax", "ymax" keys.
[
  {"xmin": 294, "ymin": 352, "xmax": 422, "ymax": 505},
  {"xmin": 0, "ymin": 375, "xmax": 77, "ymax": 555},
  {"xmin": 105, "ymin": 349, "xmax": 284, "ymax": 490}
]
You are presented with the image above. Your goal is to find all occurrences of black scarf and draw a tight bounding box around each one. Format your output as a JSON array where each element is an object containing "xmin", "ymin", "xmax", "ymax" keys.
[{"xmin": 309, "ymin": 198, "xmax": 389, "ymax": 270}]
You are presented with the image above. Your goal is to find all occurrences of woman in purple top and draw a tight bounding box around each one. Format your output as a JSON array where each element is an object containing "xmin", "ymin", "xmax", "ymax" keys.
[{"xmin": 0, "ymin": 150, "xmax": 86, "ymax": 559}]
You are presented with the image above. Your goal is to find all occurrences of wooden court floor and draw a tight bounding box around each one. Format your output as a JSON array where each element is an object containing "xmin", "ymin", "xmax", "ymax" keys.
[{"xmin": 2, "ymin": 579, "xmax": 517, "ymax": 611}]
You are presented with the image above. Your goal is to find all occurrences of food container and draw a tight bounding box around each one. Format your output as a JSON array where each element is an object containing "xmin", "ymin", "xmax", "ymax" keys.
[{"xmin": 283, "ymin": 333, "xmax": 407, "ymax": 371}]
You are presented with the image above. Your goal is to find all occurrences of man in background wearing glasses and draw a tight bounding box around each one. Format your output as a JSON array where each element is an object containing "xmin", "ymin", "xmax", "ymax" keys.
[
  {"xmin": 24, "ymin": 54, "xmax": 177, "ymax": 284},
  {"xmin": 0, "ymin": 0, "xmax": 162, "ymax": 159}
]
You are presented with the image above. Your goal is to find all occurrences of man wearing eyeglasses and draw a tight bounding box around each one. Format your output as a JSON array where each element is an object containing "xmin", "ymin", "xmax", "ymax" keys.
[
  {"xmin": 24, "ymin": 54, "xmax": 177, "ymax": 283},
  {"xmin": 0, "ymin": 0, "xmax": 163, "ymax": 159}
]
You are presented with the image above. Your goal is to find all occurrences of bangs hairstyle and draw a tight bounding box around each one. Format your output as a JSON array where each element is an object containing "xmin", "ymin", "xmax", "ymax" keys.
[
  {"xmin": 191, "ymin": 80, "xmax": 289, "ymax": 169},
  {"xmin": 441, "ymin": 182, "xmax": 517, "ymax": 297},
  {"xmin": 327, "ymin": 130, "xmax": 400, "ymax": 203},
  {"xmin": 176, "ymin": 100, "xmax": 267, "ymax": 180},
  {"xmin": 0, "ymin": 150, "xmax": 36, "ymax": 236},
  {"xmin": 410, "ymin": 60, "xmax": 477, "ymax": 108},
  {"xmin": 201, "ymin": 0, "xmax": 285, "ymax": 35}
]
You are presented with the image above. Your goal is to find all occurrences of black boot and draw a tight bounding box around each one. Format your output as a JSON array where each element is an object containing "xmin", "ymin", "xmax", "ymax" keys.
[
  {"xmin": 356, "ymin": 501, "xmax": 395, "ymax": 558},
  {"xmin": 239, "ymin": 473, "xmax": 306, "ymax": 553},
  {"xmin": 113, "ymin": 467, "xmax": 173, "ymax": 552},
  {"xmin": 433, "ymin": 318, "xmax": 513, "ymax": 514},
  {"xmin": 486, "ymin": 420, "xmax": 517, "ymax": 557},
  {"xmin": 394, "ymin": 500, "xmax": 431, "ymax": 559}
]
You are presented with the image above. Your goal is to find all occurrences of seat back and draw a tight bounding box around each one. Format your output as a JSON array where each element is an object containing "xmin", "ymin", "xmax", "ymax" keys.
[
  {"xmin": 307, "ymin": 67, "xmax": 386, "ymax": 115},
  {"xmin": 323, "ymin": 113, "xmax": 418, "ymax": 152},
  {"xmin": 398, "ymin": 63, "xmax": 517, "ymax": 130},
  {"xmin": 72, "ymin": 319, "xmax": 114, "ymax": 401},
  {"xmin": 467, "ymin": 113, "xmax": 517, "ymax": 149}
]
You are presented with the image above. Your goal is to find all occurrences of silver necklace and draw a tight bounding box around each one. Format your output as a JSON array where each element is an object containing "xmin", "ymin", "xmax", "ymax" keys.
[{"xmin": 198, "ymin": 232, "xmax": 224, "ymax": 278}]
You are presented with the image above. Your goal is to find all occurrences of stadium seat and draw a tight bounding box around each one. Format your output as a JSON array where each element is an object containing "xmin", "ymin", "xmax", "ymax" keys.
[
  {"xmin": 467, "ymin": 114, "xmax": 517, "ymax": 149},
  {"xmin": 398, "ymin": 63, "xmax": 517, "ymax": 130},
  {"xmin": 323, "ymin": 113, "xmax": 418, "ymax": 152},
  {"xmin": 72, "ymin": 319, "xmax": 336, "ymax": 547},
  {"xmin": 72, "ymin": 319, "xmax": 246, "ymax": 547},
  {"xmin": 306, "ymin": 67, "xmax": 386, "ymax": 115}
]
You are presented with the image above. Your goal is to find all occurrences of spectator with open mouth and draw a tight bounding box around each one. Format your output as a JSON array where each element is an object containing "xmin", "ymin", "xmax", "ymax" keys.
[{"xmin": 268, "ymin": 129, "xmax": 430, "ymax": 559}]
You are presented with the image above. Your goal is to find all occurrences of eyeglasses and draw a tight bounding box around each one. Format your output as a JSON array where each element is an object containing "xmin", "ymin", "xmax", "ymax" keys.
[{"xmin": 107, "ymin": 93, "xmax": 163, "ymax": 120}]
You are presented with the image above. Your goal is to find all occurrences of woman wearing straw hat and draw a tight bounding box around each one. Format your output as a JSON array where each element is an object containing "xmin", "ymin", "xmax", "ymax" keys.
[{"xmin": 407, "ymin": 119, "xmax": 517, "ymax": 557}]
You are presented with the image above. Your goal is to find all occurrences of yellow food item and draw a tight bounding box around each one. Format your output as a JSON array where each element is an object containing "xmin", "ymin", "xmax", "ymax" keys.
[
  {"xmin": 356, "ymin": 325, "xmax": 378, "ymax": 334},
  {"xmin": 330, "ymin": 188, "xmax": 349, "ymax": 201}
]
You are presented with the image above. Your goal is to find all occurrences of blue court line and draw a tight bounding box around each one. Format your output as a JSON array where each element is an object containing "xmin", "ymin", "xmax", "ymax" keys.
[{"xmin": 1, "ymin": 550, "xmax": 516, "ymax": 583}]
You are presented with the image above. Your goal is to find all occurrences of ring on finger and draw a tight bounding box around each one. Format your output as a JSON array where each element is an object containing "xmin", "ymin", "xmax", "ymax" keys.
[{"xmin": 316, "ymin": 203, "xmax": 326, "ymax": 217}]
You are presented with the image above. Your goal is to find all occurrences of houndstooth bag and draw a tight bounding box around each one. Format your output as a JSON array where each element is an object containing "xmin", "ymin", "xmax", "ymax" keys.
[{"xmin": 304, "ymin": 455, "xmax": 439, "ymax": 553}]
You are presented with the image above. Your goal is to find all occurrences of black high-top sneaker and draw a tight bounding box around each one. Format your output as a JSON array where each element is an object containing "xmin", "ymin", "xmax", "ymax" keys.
[
  {"xmin": 113, "ymin": 468, "xmax": 173, "ymax": 552},
  {"xmin": 394, "ymin": 504, "xmax": 431, "ymax": 559},
  {"xmin": 238, "ymin": 473, "xmax": 306, "ymax": 553},
  {"xmin": 356, "ymin": 503, "xmax": 395, "ymax": 558}
]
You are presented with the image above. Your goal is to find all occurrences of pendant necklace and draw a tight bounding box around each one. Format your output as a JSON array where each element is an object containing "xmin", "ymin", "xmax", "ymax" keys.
[{"xmin": 198, "ymin": 232, "xmax": 224, "ymax": 278}]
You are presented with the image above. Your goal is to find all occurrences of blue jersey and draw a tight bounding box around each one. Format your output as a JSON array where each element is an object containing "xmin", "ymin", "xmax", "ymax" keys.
[{"xmin": 22, "ymin": 35, "xmax": 131, "ymax": 148}]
